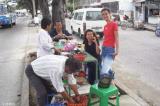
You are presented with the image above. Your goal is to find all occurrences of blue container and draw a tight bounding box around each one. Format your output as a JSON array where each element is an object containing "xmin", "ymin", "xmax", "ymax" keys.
[
  {"xmin": 46, "ymin": 93, "xmax": 65, "ymax": 106},
  {"xmin": 46, "ymin": 103, "xmax": 65, "ymax": 106}
]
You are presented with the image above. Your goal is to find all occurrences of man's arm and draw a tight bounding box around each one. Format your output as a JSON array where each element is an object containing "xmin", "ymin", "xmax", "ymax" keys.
[
  {"xmin": 63, "ymin": 30, "xmax": 73, "ymax": 40},
  {"xmin": 67, "ymin": 74, "xmax": 80, "ymax": 102},
  {"xmin": 69, "ymin": 84, "xmax": 80, "ymax": 103},
  {"xmin": 69, "ymin": 84, "xmax": 79, "ymax": 96},
  {"xmin": 60, "ymin": 91, "xmax": 74, "ymax": 103}
]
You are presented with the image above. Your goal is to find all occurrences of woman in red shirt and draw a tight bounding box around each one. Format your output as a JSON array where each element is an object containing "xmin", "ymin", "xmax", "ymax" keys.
[{"xmin": 100, "ymin": 8, "xmax": 119, "ymax": 79}]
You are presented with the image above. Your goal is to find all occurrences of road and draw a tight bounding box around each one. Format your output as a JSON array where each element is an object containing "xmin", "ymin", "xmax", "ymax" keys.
[
  {"xmin": 116, "ymin": 29, "xmax": 160, "ymax": 106},
  {"xmin": 66, "ymin": 19, "xmax": 160, "ymax": 106},
  {"xmin": 0, "ymin": 17, "xmax": 31, "ymax": 106}
]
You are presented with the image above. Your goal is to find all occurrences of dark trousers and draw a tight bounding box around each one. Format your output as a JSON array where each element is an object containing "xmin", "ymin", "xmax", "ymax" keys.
[
  {"xmin": 87, "ymin": 62, "xmax": 97, "ymax": 85},
  {"xmin": 25, "ymin": 64, "xmax": 55, "ymax": 106}
]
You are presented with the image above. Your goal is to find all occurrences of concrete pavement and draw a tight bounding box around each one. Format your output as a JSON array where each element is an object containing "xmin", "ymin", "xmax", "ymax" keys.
[
  {"xmin": 20, "ymin": 21, "xmax": 149, "ymax": 105},
  {"xmin": 20, "ymin": 23, "xmax": 38, "ymax": 106},
  {"xmin": 0, "ymin": 17, "xmax": 31, "ymax": 106},
  {"xmin": 144, "ymin": 24, "xmax": 156, "ymax": 32}
]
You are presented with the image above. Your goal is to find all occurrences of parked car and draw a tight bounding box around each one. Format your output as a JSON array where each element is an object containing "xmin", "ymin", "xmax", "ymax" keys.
[
  {"xmin": 70, "ymin": 8, "xmax": 106, "ymax": 38},
  {"xmin": 0, "ymin": 3, "xmax": 16, "ymax": 28}
]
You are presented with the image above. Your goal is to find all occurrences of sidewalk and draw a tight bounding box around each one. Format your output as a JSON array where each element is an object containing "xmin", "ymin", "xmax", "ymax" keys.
[
  {"xmin": 144, "ymin": 24, "xmax": 156, "ymax": 32},
  {"xmin": 21, "ymin": 26, "xmax": 149, "ymax": 106}
]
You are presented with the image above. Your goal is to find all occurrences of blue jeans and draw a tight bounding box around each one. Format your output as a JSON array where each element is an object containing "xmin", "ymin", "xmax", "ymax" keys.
[{"xmin": 100, "ymin": 46, "xmax": 115, "ymax": 79}]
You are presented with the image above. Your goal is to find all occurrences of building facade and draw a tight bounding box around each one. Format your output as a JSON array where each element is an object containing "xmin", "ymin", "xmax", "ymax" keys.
[
  {"xmin": 73, "ymin": 0, "xmax": 160, "ymax": 24},
  {"xmin": 133, "ymin": 0, "xmax": 160, "ymax": 24}
]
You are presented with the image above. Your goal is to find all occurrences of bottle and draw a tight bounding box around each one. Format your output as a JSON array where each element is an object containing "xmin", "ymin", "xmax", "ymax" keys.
[{"xmin": 81, "ymin": 44, "xmax": 85, "ymax": 53}]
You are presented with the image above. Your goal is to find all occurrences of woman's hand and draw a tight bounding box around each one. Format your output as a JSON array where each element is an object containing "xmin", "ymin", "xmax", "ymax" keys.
[{"xmin": 92, "ymin": 37, "xmax": 97, "ymax": 44}]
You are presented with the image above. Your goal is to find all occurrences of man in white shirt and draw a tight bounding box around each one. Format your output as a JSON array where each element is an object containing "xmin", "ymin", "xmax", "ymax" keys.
[
  {"xmin": 37, "ymin": 18, "xmax": 60, "ymax": 57},
  {"xmin": 25, "ymin": 55, "xmax": 82, "ymax": 106}
]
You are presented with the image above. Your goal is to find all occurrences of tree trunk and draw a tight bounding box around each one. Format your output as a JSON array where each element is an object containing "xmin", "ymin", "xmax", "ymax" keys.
[
  {"xmin": 38, "ymin": 0, "xmax": 51, "ymax": 18},
  {"xmin": 32, "ymin": 0, "xmax": 36, "ymax": 17},
  {"xmin": 52, "ymin": 0, "xmax": 66, "ymax": 29}
]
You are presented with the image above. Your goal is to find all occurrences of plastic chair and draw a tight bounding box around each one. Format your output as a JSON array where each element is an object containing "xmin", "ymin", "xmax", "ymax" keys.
[{"xmin": 88, "ymin": 84, "xmax": 119, "ymax": 106}]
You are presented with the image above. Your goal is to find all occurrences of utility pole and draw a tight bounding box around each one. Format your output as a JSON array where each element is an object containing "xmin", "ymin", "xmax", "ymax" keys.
[
  {"xmin": 73, "ymin": 0, "xmax": 75, "ymax": 11},
  {"xmin": 32, "ymin": 0, "xmax": 36, "ymax": 17},
  {"xmin": 5, "ymin": 0, "xmax": 7, "ymax": 5}
]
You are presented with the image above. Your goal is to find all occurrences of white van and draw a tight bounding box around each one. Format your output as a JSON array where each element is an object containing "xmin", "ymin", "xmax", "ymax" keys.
[{"xmin": 70, "ymin": 8, "xmax": 106, "ymax": 38}]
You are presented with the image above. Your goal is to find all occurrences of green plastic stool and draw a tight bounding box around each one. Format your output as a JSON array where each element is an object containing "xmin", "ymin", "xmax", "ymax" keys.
[{"xmin": 88, "ymin": 84, "xmax": 119, "ymax": 106}]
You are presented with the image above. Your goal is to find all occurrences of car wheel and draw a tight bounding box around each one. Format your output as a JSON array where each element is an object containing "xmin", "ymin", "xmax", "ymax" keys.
[
  {"xmin": 13, "ymin": 22, "xmax": 16, "ymax": 25},
  {"xmin": 9, "ymin": 23, "xmax": 12, "ymax": 28},
  {"xmin": 71, "ymin": 26, "xmax": 74, "ymax": 34},
  {"xmin": 78, "ymin": 29, "xmax": 82, "ymax": 38},
  {"xmin": 9, "ymin": 20, "xmax": 12, "ymax": 28}
]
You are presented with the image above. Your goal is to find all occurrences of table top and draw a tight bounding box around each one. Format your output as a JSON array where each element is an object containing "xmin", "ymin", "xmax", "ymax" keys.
[
  {"xmin": 54, "ymin": 41, "xmax": 98, "ymax": 63},
  {"xmin": 84, "ymin": 52, "xmax": 97, "ymax": 63}
]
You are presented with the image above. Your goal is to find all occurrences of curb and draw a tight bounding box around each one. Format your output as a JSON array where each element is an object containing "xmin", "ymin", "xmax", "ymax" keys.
[
  {"xmin": 20, "ymin": 25, "xmax": 32, "ymax": 106},
  {"xmin": 20, "ymin": 62, "xmax": 29, "ymax": 106},
  {"xmin": 115, "ymin": 79, "xmax": 149, "ymax": 106},
  {"xmin": 144, "ymin": 27, "xmax": 155, "ymax": 32}
]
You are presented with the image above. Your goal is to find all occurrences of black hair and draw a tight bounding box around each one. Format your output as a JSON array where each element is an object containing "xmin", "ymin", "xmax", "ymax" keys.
[
  {"xmin": 83, "ymin": 29, "xmax": 99, "ymax": 45},
  {"xmin": 41, "ymin": 18, "xmax": 51, "ymax": 29},
  {"xmin": 101, "ymin": 8, "xmax": 111, "ymax": 14},
  {"xmin": 54, "ymin": 20, "xmax": 62, "ymax": 25},
  {"xmin": 65, "ymin": 57, "xmax": 82, "ymax": 73}
]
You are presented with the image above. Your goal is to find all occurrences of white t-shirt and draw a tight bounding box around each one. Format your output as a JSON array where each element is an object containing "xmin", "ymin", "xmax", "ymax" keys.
[
  {"xmin": 37, "ymin": 29, "xmax": 54, "ymax": 57},
  {"xmin": 31, "ymin": 55, "xmax": 77, "ymax": 92}
]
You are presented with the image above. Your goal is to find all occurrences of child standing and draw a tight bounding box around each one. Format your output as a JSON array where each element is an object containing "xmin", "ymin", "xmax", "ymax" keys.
[{"xmin": 83, "ymin": 29, "xmax": 100, "ymax": 85}]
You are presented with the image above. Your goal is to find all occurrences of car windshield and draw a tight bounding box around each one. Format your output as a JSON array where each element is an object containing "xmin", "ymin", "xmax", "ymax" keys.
[
  {"xmin": 86, "ymin": 11, "xmax": 103, "ymax": 21},
  {"xmin": 0, "ymin": 4, "xmax": 7, "ymax": 15}
]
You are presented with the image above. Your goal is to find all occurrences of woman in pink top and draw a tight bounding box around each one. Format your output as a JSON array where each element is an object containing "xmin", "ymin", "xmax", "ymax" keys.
[{"xmin": 100, "ymin": 8, "xmax": 119, "ymax": 79}]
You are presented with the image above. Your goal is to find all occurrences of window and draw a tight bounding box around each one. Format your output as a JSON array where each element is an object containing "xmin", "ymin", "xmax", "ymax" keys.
[
  {"xmin": 0, "ymin": 4, "xmax": 7, "ymax": 15},
  {"xmin": 86, "ymin": 11, "xmax": 103, "ymax": 21},
  {"xmin": 74, "ymin": 13, "xmax": 78, "ymax": 20},
  {"xmin": 77, "ymin": 12, "xmax": 84, "ymax": 20},
  {"xmin": 149, "ymin": 9, "xmax": 160, "ymax": 16}
]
